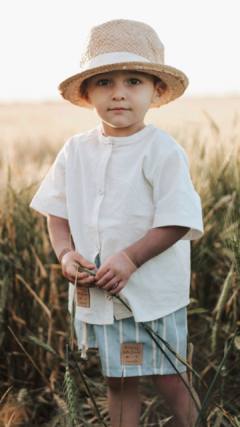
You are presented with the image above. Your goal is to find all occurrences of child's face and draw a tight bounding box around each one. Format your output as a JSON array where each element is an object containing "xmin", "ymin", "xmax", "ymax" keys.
[{"xmin": 82, "ymin": 70, "xmax": 163, "ymax": 135}]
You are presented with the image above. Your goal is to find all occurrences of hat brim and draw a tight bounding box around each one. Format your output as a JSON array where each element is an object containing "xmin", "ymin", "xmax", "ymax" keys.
[{"xmin": 58, "ymin": 62, "xmax": 189, "ymax": 109}]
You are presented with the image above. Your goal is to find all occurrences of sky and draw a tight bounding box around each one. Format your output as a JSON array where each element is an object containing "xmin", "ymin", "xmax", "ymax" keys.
[{"xmin": 1, "ymin": 0, "xmax": 240, "ymax": 102}]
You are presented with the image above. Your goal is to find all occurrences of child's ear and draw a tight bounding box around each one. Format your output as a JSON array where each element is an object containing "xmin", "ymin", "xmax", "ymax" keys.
[
  {"xmin": 83, "ymin": 91, "xmax": 90, "ymax": 103},
  {"xmin": 84, "ymin": 91, "xmax": 93, "ymax": 106},
  {"xmin": 80, "ymin": 81, "xmax": 91, "ymax": 104},
  {"xmin": 82, "ymin": 90, "xmax": 89, "ymax": 102},
  {"xmin": 151, "ymin": 81, "xmax": 165, "ymax": 104},
  {"xmin": 151, "ymin": 85, "xmax": 162, "ymax": 104}
]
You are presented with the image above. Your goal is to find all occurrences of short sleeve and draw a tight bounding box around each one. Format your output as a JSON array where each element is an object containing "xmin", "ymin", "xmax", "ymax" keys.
[
  {"xmin": 151, "ymin": 147, "xmax": 204, "ymax": 240},
  {"xmin": 29, "ymin": 141, "xmax": 69, "ymax": 219}
]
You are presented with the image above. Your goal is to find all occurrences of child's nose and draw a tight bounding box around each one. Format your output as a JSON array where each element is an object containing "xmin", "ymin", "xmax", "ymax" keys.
[
  {"xmin": 111, "ymin": 84, "xmax": 126, "ymax": 101},
  {"xmin": 113, "ymin": 95, "xmax": 126, "ymax": 102}
]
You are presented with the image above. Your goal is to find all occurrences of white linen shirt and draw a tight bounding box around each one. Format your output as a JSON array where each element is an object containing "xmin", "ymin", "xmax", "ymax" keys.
[{"xmin": 30, "ymin": 123, "xmax": 204, "ymax": 325}]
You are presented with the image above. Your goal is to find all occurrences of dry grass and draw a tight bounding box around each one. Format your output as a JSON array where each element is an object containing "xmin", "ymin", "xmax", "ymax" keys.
[{"xmin": 0, "ymin": 97, "xmax": 240, "ymax": 426}]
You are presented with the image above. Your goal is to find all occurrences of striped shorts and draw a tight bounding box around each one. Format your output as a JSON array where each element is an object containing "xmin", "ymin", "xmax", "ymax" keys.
[{"xmin": 74, "ymin": 308, "xmax": 188, "ymax": 378}]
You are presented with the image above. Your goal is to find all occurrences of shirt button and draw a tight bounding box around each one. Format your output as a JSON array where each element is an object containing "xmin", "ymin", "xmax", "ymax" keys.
[
  {"xmin": 107, "ymin": 295, "xmax": 112, "ymax": 301},
  {"xmin": 99, "ymin": 189, "xmax": 103, "ymax": 195}
]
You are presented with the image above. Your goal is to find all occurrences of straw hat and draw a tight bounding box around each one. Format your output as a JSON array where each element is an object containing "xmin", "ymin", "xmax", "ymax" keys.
[{"xmin": 58, "ymin": 19, "xmax": 189, "ymax": 109}]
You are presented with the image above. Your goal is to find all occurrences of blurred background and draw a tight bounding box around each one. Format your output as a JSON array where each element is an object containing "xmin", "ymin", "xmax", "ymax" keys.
[
  {"xmin": 1, "ymin": 1, "xmax": 240, "ymax": 426},
  {"xmin": 1, "ymin": 0, "xmax": 240, "ymax": 101}
]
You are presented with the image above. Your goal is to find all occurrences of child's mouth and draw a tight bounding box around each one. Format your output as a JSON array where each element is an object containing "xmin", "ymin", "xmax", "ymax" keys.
[{"xmin": 110, "ymin": 108, "xmax": 129, "ymax": 111}]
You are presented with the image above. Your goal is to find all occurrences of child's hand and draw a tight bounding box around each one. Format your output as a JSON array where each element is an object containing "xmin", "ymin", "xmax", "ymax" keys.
[
  {"xmin": 94, "ymin": 251, "xmax": 137, "ymax": 295},
  {"xmin": 61, "ymin": 251, "xmax": 96, "ymax": 288}
]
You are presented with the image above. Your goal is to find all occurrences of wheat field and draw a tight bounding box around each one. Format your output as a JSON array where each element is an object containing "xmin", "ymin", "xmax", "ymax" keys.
[{"xmin": 0, "ymin": 97, "xmax": 240, "ymax": 427}]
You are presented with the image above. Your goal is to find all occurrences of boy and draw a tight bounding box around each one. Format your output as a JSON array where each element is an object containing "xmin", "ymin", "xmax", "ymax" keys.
[{"xmin": 30, "ymin": 19, "xmax": 204, "ymax": 427}]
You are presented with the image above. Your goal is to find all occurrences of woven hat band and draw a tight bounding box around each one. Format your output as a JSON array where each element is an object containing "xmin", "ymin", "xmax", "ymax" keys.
[{"xmin": 82, "ymin": 52, "xmax": 153, "ymax": 72}]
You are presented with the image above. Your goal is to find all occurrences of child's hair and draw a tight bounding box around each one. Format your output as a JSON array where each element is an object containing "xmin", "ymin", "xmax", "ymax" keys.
[{"xmin": 80, "ymin": 73, "xmax": 167, "ymax": 100}]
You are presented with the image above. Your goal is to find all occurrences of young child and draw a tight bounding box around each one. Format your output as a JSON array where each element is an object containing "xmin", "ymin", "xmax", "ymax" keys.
[{"xmin": 30, "ymin": 19, "xmax": 204, "ymax": 427}]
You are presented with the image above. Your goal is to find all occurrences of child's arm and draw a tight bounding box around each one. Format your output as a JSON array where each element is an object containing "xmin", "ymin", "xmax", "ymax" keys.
[
  {"xmin": 94, "ymin": 225, "xmax": 190, "ymax": 295},
  {"xmin": 123, "ymin": 225, "xmax": 190, "ymax": 268},
  {"xmin": 47, "ymin": 215, "xmax": 96, "ymax": 288}
]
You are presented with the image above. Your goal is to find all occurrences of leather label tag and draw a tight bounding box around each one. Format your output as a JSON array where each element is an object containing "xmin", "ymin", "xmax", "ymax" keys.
[
  {"xmin": 76, "ymin": 287, "xmax": 90, "ymax": 307},
  {"xmin": 121, "ymin": 343, "xmax": 143, "ymax": 365}
]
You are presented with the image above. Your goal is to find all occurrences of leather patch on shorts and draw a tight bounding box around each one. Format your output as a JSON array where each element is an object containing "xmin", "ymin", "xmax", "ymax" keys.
[
  {"xmin": 76, "ymin": 287, "xmax": 90, "ymax": 307},
  {"xmin": 121, "ymin": 343, "xmax": 143, "ymax": 365}
]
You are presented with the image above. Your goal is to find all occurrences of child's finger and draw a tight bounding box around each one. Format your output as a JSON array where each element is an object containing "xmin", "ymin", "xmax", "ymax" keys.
[
  {"xmin": 96, "ymin": 275, "xmax": 117, "ymax": 290},
  {"xmin": 66, "ymin": 265, "xmax": 88, "ymax": 279},
  {"xmin": 77, "ymin": 275, "xmax": 95, "ymax": 286},
  {"xmin": 107, "ymin": 281, "xmax": 124, "ymax": 295},
  {"xmin": 75, "ymin": 254, "xmax": 96, "ymax": 270},
  {"xmin": 94, "ymin": 265, "xmax": 110, "ymax": 281},
  {"xmin": 94, "ymin": 270, "xmax": 114, "ymax": 287},
  {"xmin": 65, "ymin": 273, "xmax": 95, "ymax": 286}
]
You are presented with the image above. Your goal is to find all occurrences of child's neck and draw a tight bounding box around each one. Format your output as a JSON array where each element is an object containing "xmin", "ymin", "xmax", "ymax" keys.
[{"xmin": 101, "ymin": 121, "xmax": 146, "ymax": 138}]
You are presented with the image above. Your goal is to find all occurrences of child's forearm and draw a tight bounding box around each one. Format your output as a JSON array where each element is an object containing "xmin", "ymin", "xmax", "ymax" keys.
[
  {"xmin": 47, "ymin": 215, "xmax": 74, "ymax": 264},
  {"xmin": 47, "ymin": 216, "xmax": 189, "ymax": 269},
  {"xmin": 47, "ymin": 215, "xmax": 96, "ymax": 288},
  {"xmin": 123, "ymin": 226, "xmax": 190, "ymax": 269}
]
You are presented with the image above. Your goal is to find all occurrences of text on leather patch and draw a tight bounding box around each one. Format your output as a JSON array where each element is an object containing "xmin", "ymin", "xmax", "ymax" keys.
[
  {"xmin": 76, "ymin": 287, "xmax": 90, "ymax": 307},
  {"xmin": 121, "ymin": 343, "xmax": 143, "ymax": 365}
]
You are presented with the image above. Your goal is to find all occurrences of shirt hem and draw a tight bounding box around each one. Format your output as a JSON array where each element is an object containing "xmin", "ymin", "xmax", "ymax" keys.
[
  {"xmin": 70, "ymin": 299, "xmax": 190, "ymax": 325},
  {"xmin": 132, "ymin": 299, "xmax": 190, "ymax": 323}
]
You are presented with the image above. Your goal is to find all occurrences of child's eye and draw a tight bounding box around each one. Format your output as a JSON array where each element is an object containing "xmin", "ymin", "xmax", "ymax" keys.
[
  {"xmin": 97, "ymin": 78, "xmax": 141, "ymax": 86},
  {"xmin": 97, "ymin": 79, "xmax": 109, "ymax": 86},
  {"xmin": 129, "ymin": 78, "xmax": 141, "ymax": 84}
]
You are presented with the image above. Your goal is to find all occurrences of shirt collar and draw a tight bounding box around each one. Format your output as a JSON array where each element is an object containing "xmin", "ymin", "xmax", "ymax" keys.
[{"xmin": 97, "ymin": 123, "xmax": 156, "ymax": 146}]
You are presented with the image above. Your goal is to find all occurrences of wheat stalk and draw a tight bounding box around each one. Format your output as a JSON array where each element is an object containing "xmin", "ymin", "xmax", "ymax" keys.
[
  {"xmin": 212, "ymin": 264, "xmax": 234, "ymax": 319},
  {"xmin": 25, "ymin": 333, "xmax": 57, "ymax": 354},
  {"xmin": 64, "ymin": 344, "xmax": 78, "ymax": 426},
  {"xmin": 231, "ymin": 237, "xmax": 240, "ymax": 276},
  {"xmin": 211, "ymin": 264, "xmax": 234, "ymax": 353},
  {"xmin": 0, "ymin": 273, "xmax": 9, "ymax": 346}
]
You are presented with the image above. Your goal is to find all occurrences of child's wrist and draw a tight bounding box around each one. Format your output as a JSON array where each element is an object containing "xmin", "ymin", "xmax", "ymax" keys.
[
  {"xmin": 58, "ymin": 249, "xmax": 73, "ymax": 265},
  {"xmin": 123, "ymin": 249, "xmax": 139, "ymax": 269}
]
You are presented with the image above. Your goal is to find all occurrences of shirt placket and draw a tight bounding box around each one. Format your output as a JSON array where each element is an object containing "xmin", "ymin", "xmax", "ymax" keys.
[{"xmin": 92, "ymin": 140, "xmax": 114, "ymax": 323}]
